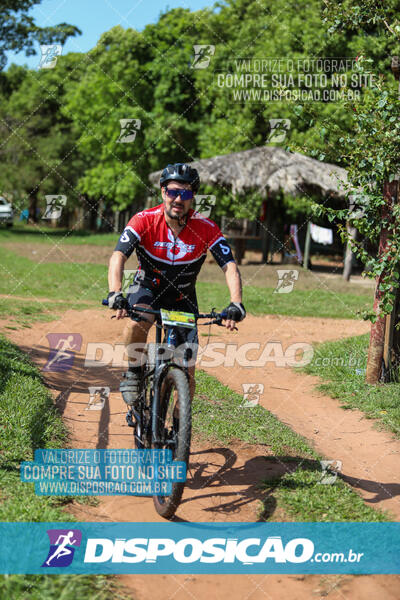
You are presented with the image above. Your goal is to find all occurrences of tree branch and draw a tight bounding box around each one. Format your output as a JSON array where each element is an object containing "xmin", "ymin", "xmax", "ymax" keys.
[{"xmin": 383, "ymin": 19, "xmax": 398, "ymax": 37}]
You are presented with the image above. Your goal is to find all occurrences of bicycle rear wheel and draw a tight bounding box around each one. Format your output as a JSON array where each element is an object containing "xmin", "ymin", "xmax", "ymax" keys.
[{"xmin": 153, "ymin": 367, "xmax": 191, "ymax": 519}]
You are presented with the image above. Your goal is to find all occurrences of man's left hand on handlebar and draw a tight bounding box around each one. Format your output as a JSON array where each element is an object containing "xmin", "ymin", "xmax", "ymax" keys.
[{"xmin": 223, "ymin": 301, "xmax": 246, "ymax": 331}]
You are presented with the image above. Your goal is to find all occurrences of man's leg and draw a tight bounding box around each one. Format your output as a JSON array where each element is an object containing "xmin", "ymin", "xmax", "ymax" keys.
[{"xmin": 120, "ymin": 303, "xmax": 154, "ymax": 405}]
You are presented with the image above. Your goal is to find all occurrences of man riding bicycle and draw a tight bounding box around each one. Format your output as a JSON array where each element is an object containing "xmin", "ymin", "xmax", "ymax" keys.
[{"xmin": 107, "ymin": 162, "xmax": 246, "ymax": 406}]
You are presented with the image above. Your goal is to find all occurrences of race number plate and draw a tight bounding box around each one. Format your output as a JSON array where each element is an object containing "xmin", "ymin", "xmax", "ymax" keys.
[{"xmin": 160, "ymin": 310, "xmax": 196, "ymax": 329}]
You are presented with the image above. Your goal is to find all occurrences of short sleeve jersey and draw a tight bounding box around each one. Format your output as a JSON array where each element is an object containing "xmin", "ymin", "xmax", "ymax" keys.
[{"xmin": 115, "ymin": 203, "xmax": 235, "ymax": 300}]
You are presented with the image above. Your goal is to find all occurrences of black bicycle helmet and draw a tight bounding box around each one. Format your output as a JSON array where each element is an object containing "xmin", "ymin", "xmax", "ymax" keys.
[{"xmin": 159, "ymin": 162, "xmax": 200, "ymax": 193}]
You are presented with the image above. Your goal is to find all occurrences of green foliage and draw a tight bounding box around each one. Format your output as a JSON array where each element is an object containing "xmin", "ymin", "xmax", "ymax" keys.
[
  {"xmin": 3, "ymin": 0, "xmax": 394, "ymax": 221},
  {"xmin": 0, "ymin": 53, "xmax": 87, "ymax": 219},
  {"xmin": 302, "ymin": 3, "xmax": 400, "ymax": 322},
  {"xmin": 323, "ymin": 0, "xmax": 400, "ymax": 37},
  {"xmin": 0, "ymin": 0, "xmax": 81, "ymax": 70}
]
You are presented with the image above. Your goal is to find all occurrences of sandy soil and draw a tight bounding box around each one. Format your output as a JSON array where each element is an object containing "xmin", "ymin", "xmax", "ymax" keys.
[{"xmin": 4, "ymin": 310, "xmax": 399, "ymax": 599}]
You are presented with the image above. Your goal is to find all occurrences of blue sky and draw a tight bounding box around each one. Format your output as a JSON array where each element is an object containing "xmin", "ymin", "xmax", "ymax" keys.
[{"xmin": 6, "ymin": 0, "xmax": 215, "ymax": 69}]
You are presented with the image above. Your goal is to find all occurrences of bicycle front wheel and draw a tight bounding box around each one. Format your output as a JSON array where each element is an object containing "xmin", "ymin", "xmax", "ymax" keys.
[{"xmin": 153, "ymin": 367, "xmax": 191, "ymax": 519}]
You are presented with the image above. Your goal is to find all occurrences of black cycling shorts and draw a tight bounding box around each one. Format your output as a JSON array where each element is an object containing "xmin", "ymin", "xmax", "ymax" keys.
[{"xmin": 126, "ymin": 285, "xmax": 199, "ymax": 364}]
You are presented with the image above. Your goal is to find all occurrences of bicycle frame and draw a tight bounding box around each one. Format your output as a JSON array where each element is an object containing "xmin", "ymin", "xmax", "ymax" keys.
[
  {"xmin": 102, "ymin": 299, "xmax": 227, "ymax": 448},
  {"xmin": 149, "ymin": 317, "xmax": 185, "ymax": 447},
  {"xmin": 126, "ymin": 308, "xmax": 192, "ymax": 448}
]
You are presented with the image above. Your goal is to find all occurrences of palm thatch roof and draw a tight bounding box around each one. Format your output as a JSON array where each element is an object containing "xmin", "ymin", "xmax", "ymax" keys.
[{"xmin": 149, "ymin": 146, "xmax": 349, "ymax": 199}]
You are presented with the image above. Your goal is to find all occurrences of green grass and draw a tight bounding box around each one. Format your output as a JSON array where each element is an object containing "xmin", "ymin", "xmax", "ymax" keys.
[
  {"xmin": 0, "ymin": 247, "xmax": 370, "ymax": 320},
  {"xmin": 197, "ymin": 281, "xmax": 370, "ymax": 320},
  {"xmin": 303, "ymin": 334, "xmax": 400, "ymax": 437},
  {"xmin": 0, "ymin": 335, "xmax": 128, "ymax": 598},
  {"xmin": 0, "ymin": 574, "xmax": 125, "ymax": 600},
  {"xmin": 0, "ymin": 298, "xmax": 94, "ymax": 328},
  {"xmin": 0, "ymin": 223, "xmax": 117, "ymax": 246},
  {"xmin": 193, "ymin": 369, "xmax": 389, "ymax": 522},
  {"xmin": 0, "ymin": 248, "xmax": 106, "ymax": 303}
]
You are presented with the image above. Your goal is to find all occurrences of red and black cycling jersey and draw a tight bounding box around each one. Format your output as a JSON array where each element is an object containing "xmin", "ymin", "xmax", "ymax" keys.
[{"xmin": 114, "ymin": 203, "xmax": 235, "ymax": 301}]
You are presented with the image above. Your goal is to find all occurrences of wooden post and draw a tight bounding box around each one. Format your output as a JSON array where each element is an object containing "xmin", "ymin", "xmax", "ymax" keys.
[
  {"xmin": 113, "ymin": 210, "xmax": 120, "ymax": 233},
  {"xmin": 303, "ymin": 222, "xmax": 311, "ymax": 269},
  {"xmin": 261, "ymin": 199, "xmax": 270, "ymax": 263},
  {"xmin": 28, "ymin": 192, "xmax": 38, "ymax": 223},
  {"xmin": 234, "ymin": 238, "xmax": 245, "ymax": 265},
  {"xmin": 343, "ymin": 222, "xmax": 357, "ymax": 281}
]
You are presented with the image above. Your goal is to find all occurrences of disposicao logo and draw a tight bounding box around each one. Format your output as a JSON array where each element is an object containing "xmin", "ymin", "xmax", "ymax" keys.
[
  {"xmin": 42, "ymin": 529, "xmax": 82, "ymax": 567},
  {"xmin": 83, "ymin": 536, "xmax": 314, "ymax": 564}
]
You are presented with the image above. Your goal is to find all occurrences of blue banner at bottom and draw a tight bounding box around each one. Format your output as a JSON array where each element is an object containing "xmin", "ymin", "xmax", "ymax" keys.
[{"xmin": 0, "ymin": 522, "xmax": 398, "ymax": 574}]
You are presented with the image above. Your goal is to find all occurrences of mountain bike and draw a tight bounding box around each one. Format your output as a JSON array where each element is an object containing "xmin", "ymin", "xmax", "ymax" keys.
[{"xmin": 102, "ymin": 298, "xmax": 228, "ymax": 519}]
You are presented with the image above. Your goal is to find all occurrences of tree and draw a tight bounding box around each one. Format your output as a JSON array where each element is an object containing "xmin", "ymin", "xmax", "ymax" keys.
[
  {"xmin": 310, "ymin": 1, "xmax": 400, "ymax": 383},
  {"xmin": 63, "ymin": 26, "xmax": 153, "ymax": 216},
  {"xmin": 2, "ymin": 0, "xmax": 398, "ymax": 239},
  {"xmin": 0, "ymin": 54, "xmax": 87, "ymax": 222},
  {"xmin": 0, "ymin": 0, "xmax": 81, "ymax": 70}
]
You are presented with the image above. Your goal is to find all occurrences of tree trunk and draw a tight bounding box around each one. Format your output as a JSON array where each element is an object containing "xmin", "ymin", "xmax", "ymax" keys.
[
  {"xmin": 234, "ymin": 238, "xmax": 245, "ymax": 265},
  {"xmin": 28, "ymin": 193, "xmax": 38, "ymax": 223},
  {"xmin": 365, "ymin": 180, "xmax": 397, "ymax": 384},
  {"xmin": 303, "ymin": 222, "xmax": 311, "ymax": 269},
  {"xmin": 343, "ymin": 222, "xmax": 357, "ymax": 281}
]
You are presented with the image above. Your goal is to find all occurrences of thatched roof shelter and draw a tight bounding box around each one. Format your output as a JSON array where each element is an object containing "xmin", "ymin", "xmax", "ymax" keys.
[{"xmin": 149, "ymin": 146, "xmax": 348, "ymax": 199}]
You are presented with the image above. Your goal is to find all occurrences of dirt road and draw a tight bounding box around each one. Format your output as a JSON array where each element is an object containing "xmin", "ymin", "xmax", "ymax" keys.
[{"xmin": 5, "ymin": 310, "xmax": 400, "ymax": 599}]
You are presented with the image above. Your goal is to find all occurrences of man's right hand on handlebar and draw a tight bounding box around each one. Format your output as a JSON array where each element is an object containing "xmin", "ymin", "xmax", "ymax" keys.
[{"xmin": 107, "ymin": 291, "xmax": 127, "ymax": 319}]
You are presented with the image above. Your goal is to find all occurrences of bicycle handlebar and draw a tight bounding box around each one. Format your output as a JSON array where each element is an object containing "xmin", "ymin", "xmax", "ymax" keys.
[{"xmin": 102, "ymin": 298, "xmax": 228, "ymax": 325}]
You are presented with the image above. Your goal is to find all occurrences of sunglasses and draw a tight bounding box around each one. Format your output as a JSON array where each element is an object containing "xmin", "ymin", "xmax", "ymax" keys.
[{"xmin": 164, "ymin": 188, "xmax": 194, "ymax": 201}]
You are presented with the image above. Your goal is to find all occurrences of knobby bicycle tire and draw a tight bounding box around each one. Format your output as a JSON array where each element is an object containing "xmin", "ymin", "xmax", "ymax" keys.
[
  {"xmin": 133, "ymin": 353, "xmax": 153, "ymax": 450},
  {"xmin": 153, "ymin": 367, "xmax": 191, "ymax": 519}
]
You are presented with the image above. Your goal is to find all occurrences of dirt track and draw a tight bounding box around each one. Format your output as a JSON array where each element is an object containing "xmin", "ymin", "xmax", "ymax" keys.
[{"xmin": 5, "ymin": 309, "xmax": 400, "ymax": 599}]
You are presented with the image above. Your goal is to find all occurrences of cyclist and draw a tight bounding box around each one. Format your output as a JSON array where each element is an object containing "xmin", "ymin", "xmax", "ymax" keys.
[{"xmin": 107, "ymin": 162, "xmax": 246, "ymax": 405}]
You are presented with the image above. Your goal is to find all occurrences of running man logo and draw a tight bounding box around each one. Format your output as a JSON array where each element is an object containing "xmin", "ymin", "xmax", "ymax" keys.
[
  {"xmin": 348, "ymin": 193, "xmax": 369, "ymax": 220},
  {"xmin": 242, "ymin": 383, "xmax": 264, "ymax": 407},
  {"xmin": 42, "ymin": 529, "xmax": 82, "ymax": 568},
  {"xmin": 193, "ymin": 195, "xmax": 216, "ymax": 218},
  {"xmin": 318, "ymin": 460, "xmax": 342, "ymax": 485},
  {"xmin": 274, "ymin": 269, "xmax": 299, "ymax": 294},
  {"xmin": 117, "ymin": 119, "xmax": 142, "ymax": 143},
  {"xmin": 86, "ymin": 386, "xmax": 110, "ymax": 411},
  {"xmin": 39, "ymin": 45, "xmax": 62, "ymax": 69},
  {"xmin": 122, "ymin": 269, "xmax": 145, "ymax": 294},
  {"xmin": 267, "ymin": 119, "xmax": 291, "ymax": 144},
  {"xmin": 42, "ymin": 195, "xmax": 67, "ymax": 220},
  {"xmin": 43, "ymin": 333, "xmax": 82, "ymax": 372},
  {"xmin": 191, "ymin": 45, "xmax": 215, "ymax": 69}
]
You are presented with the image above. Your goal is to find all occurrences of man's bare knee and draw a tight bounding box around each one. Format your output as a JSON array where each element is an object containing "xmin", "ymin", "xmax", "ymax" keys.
[{"xmin": 123, "ymin": 303, "xmax": 154, "ymax": 343}]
